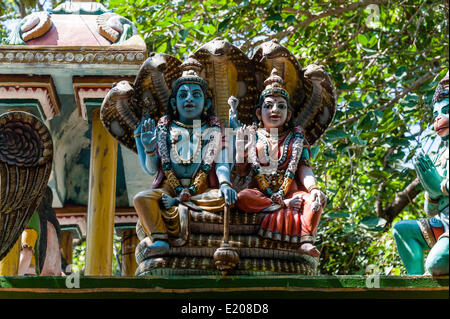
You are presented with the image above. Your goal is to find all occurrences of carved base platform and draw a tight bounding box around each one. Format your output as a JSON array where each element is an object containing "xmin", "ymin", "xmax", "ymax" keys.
[
  {"xmin": 136, "ymin": 255, "xmax": 317, "ymax": 276},
  {"xmin": 135, "ymin": 208, "xmax": 319, "ymax": 276}
]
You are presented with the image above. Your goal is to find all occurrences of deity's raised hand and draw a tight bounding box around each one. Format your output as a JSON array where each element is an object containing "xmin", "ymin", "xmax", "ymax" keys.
[
  {"xmin": 414, "ymin": 152, "xmax": 444, "ymax": 198},
  {"xmin": 228, "ymin": 96, "xmax": 239, "ymax": 113},
  {"xmin": 228, "ymin": 96, "xmax": 241, "ymax": 129},
  {"xmin": 235, "ymin": 125, "xmax": 255, "ymax": 163},
  {"xmin": 141, "ymin": 117, "xmax": 157, "ymax": 153}
]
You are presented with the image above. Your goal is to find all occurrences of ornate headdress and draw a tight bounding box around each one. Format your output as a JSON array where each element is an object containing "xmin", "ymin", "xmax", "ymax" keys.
[
  {"xmin": 259, "ymin": 68, "xmax": 290, "ymax": 105},
  {"xmin": 172, "ymin": 56, "xmax": 209, "ymax": 96},
  {"xmin": 433, "ymin": 71, "xmax": 449, "ymax": 104}
]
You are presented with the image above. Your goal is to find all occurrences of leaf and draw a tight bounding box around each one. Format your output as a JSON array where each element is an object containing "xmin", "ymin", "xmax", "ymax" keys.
[
  {"xmin": 310, "ymin": 145, "xmax": 320, "ymax": 159},
  {"xmin": 369, "ymin": 34, "xmax": 378, "ymax": 47},
  {"xmin": 267, "ymin": 13, "xmax": 282, "ymax": 21},
  {"xmin": 326, "ymin": 129, "xmax": 349, "ymax": 140},
  {"xmin": 358, "ymin": 112, "xmax": 375, "ymax": 130},
  {"xmin": 385, "ymin": 136, "xmax": 410, "ymax": 147},
  {"xmin": 350, "ymin": 135, "xmax": 368, "ymax": 146},
  {"xmin": 326, "ymin": 211, "xmax": 350, "ymax": 219},
  {"xmin": 349, "ymin": 100, "xmax": 364, "ymax": 109},
  {"xmin": 357, "ymin": 34, "xmax": 368, "ymax": 46},
  {"xmin": 335, "ymin": 62, "xmax": 345, "ymax": 72},
  {"xmin": 322, "ymin": 149, "xmax": 337, "ymax": 160},
  {"xmin": 359, "ymin": 216, "xmax": 387, "ymax": 231},
  {"xmin": 218, "ymin": 18, "xmax": 231, "ymax": 32},
  {"xmin": 368, "ymin": 169, "xmax": 389, "ymax": 179},
  {"xmin": 179, "ymin": 29, "xmax": 189, "ymax": 40},
  {"xmin": 285, "ymin": 15, "xmax": 296, "ymax": 23},
  {"xmin": 395, "ymin": 66, "xmax": 407, "ymax": 78}
]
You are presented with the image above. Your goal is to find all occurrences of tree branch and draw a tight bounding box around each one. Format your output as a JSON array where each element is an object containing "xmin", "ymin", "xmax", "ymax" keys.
[
  {"xmin": 377, "ymin": 178, "xmax": 422, "ymax": 224},
  {"xmin": 297, "ymin": 0, "xmax": 390, "ymax": 27},
  {"xmin": 331, "ymin": 64, "xmax": 445, "ymax": 130}
]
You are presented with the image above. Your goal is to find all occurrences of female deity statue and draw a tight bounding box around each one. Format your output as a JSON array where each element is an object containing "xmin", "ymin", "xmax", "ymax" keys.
[
  {"xmin": 132, "ymin": 58, "xmax": 237, "ymax": 257},
  {"xmin": 393, "ymin": 71, "xmax": 449, "ymax": 275},
  {"xmin": 231, "ymin": 69, "xmax": 326, "ymax": 257}
]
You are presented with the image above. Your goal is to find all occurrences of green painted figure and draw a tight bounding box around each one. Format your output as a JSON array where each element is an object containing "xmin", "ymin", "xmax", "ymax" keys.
[{"xmin": 393, "ymin": 71, "xmax": 449, "ymax": 275}]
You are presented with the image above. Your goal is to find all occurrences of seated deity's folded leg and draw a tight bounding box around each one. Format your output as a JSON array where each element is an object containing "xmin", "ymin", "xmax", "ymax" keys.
[
  {"xmin": 237, "ymin": 189, "xmax": 322, "ymax": 257},
  {"xmin": 292, "ymin": 191, "xmax": 322, "ymax": 257},
  {"xmin": 236, "ymin": 189, "xmax": 273, "ymax": 213},
  {"xmin": 133, "ymin": 186, "xmax": 178, "ymax": 239},
  {"xmin": 296, "ymin": 192, "xmax": 322, "ymax": 241},
  {"xmin": 133, "ymin": 185, "xmax": 179, "ymax": 257}
]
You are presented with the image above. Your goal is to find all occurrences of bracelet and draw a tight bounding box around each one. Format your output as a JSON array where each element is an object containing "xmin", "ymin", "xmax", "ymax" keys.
[
  {"xmin": 21, "ymin": 244, "xmax": 34, "ymax": 252},
  {"xmin": 425, "ymin": 192, "xmax": 439, "ymax": 204},
  {"xmin": 220, "ymin": 180, "xmax": 233, "ymax": 188},
  {"xmin": 145, "ymin": 148, "xmax": 157, "ymax": 156},
  {"xmin": 441, "ymin": 179, "xmax": 449, "ymax": 196},
  {"xmin": 307, "ymin": 185, "xmax": 320, "ymax": 193},
  {"xmin": 134, "ymin": 133, "xmax": 141, "ymax": 138}
]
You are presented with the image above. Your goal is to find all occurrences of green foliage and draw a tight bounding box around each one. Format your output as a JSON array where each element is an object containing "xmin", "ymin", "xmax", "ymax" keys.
[
  {"xmin": 72, "ymin": 240, "xmax": 86, "ymax": 274},
  {"xmin": 2, "ymin": 0, "xmax": 448, "ymax": 275},
  {"xmin": 71, "ymin": 232, "xmax": 123, "ymax": 275}
]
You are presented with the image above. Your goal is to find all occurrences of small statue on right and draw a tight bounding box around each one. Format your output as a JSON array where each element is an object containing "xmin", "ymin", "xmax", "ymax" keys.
[{"xmin": 393, "ymin": 71, "xmax": 449, "ymax": 276}]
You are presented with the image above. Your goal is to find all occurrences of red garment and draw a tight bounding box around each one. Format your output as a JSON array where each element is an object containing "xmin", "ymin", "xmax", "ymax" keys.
[
  {"xmin": 235, "ymin": 127, "xmax": 322, "ymax": 244},
  {"xmin": 237, "ymin": 189, "xmax": 322, "ymax": 244}
]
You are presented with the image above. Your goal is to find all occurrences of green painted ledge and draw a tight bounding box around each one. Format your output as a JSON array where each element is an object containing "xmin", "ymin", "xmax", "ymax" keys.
[{"xmin": 0, "ymin": 275, "xmax": 448, "ymax": 299}]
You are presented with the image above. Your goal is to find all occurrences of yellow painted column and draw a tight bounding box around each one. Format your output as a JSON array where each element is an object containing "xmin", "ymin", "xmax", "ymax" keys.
[
  {"xmin": 85, "ymin": 109, "xmax": 117, "ymax": 276},
  {"xmin": 121, "ymin": 229, "xmax": 139, "ymax": 276},
  {"xmin": 0, "ymin": 239, "xmax": 20, "ymax": 276}
]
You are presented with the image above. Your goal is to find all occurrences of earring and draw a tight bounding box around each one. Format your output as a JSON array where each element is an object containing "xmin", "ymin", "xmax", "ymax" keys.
[
  {"xmin": 173, "ymin": 107, "xmax": 177, "ymax": 117},
  {"xmin": 258, "ymin": 121, "xmax": 263, "ymax": 128}
]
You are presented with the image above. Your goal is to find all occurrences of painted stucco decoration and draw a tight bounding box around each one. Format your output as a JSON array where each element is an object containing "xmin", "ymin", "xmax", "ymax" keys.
[
  {"xmin": 6, "ymin": 12, "xmax": 53, "ymax": 45},
  {"xmin": 97, "ymin": 13, "xmax": 138, "ymax": 45},
  {"xmin": 0, "ymin": 111, "xmax": 53, "ymax": 261}
]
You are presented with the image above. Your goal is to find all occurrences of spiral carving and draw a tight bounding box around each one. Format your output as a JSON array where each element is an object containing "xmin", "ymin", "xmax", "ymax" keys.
[{"xmin": 0, "ymin": 111, "xmax": 52, "ymax": 167}]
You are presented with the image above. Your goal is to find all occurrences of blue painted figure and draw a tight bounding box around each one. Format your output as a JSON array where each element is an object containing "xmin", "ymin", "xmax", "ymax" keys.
[
  {"xmin": 132, "ymin": 58, "xmax": 237, "ymax": 257},
  {"xmin": 393, "ymin": 72, "xmax": 449, "ymax": 275}
]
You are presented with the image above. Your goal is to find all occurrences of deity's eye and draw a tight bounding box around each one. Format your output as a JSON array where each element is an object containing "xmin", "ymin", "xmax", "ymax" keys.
[
  {"xmin": 279, "ymin": 104, "xmax": 287, "ymax": 109},
  {"xmin": 178, "ymin": 91, "xmax": 187, "ymax": 98},
  {"xmin": 193, "ymin": 91, "xmax": 202, "ymax": 98},
  {"xmin": 263, "ymin": 102, "xmax": 272, "ymax": 109},
  {"xmin": 442, "ymin": 105, "xmax": 449, "ymax": 114}
]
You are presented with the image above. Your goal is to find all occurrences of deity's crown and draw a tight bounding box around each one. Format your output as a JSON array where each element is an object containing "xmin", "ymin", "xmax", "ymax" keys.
[
  {"xmin": 433, "ymin": 71, "xmax": 449, "ymax": 104},
  {"xmin": 260, "ymin": 68, "xmax": 290, "ymax": 103},
  {"xmin": 172, "ymin": 56, "xmax": 209, "ymax": 95}
]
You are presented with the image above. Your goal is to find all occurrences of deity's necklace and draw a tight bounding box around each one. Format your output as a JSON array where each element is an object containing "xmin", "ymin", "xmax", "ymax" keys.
[
  {"xmin": 249, "ymin": 126, "xmax": 305, "ymax": 204},
  {"xmin": 157, "ymin": 115, "xmax": 222, "ymax": 196},
  {"xmin": 170, "ymin": 125, "xmax": 203, "ymax": 165},
  {"xmin": 257, "ymin": 129, "xmax": 292, "ymax": 165}
]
